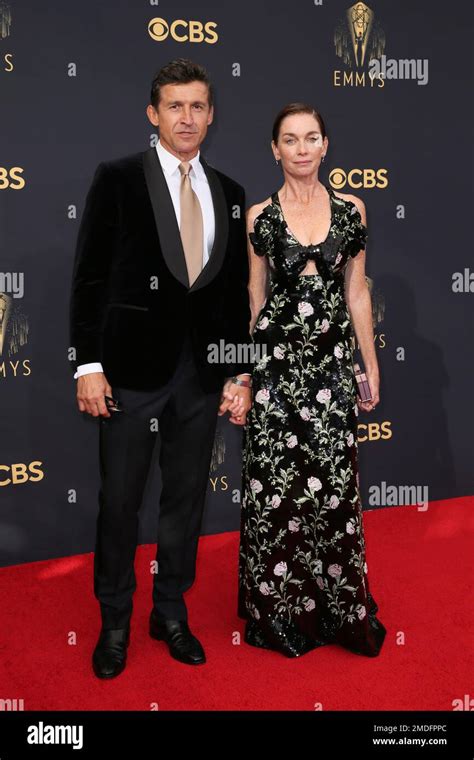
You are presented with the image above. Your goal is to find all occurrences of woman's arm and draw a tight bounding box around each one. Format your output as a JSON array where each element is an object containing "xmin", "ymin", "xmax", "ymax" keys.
[
  {"xmin": 246, "ymin": 205, "xmax": 270, "ymax": 335},
  {"xmin": 344, "ymin": 197, "xmax": 380, "ymax": 409}
]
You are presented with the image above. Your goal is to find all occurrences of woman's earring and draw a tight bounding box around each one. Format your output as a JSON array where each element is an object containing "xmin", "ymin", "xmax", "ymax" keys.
[
  {"xmin": 275, "ymin": 158, "xmax": 280, "ymax": 166},
  {"xmin": 321, "ymin": 155, "xmax": 326, "ymax": 163}
]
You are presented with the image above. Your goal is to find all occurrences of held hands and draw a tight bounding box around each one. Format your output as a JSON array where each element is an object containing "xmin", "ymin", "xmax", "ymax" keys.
[
  {"xmin": 218, "ymin": 378, "xmax": 252, "ymax": 425},
  {"xmin": 357, "ymin": 368, "xmax": 380, "ymax": 413},
  {"xmin": 76, "ymin": 372, "xmax": 113, "ymax": 417}
]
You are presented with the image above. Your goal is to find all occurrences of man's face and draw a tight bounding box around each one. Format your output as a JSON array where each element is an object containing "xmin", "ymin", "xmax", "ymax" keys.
[{"xmin": 146, "ymin": 81, "xmax": 214, "ymax": 159}]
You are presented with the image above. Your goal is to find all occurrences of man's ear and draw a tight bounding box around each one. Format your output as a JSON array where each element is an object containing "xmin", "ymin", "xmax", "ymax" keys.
[{"xmin": 146, "ymin": 104, "xmax": 159, "ymax": 127}]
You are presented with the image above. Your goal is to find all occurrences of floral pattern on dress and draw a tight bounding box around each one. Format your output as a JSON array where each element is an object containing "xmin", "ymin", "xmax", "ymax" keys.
[{"xmin": 238, "ymin": 185, "xmax": 386, "ymax": 658}]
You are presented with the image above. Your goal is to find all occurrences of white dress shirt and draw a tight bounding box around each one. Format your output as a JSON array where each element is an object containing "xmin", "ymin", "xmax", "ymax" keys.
[{"xmin": 74, "ymin": 140, "xmax": 249, "ymax": 379}]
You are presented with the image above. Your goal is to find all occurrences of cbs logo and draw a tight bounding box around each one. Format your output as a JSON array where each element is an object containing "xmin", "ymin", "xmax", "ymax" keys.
[
  {"xmin": 0, "ymin": 462, "xmax": 44, "ymax": 486},
  {"xmin": 0, "ymin": 167, "xmax": 25, "ymax": 190},
  {"xmin": 329, "ymin": 169, "xmax": 388, "ymax": 190},
  {"xmin": 357, "ymin": 422, "xmax": 392, "ymax": 442},
  {"xmin": 148, "ymin": 17, "xmax": 218, "ymax": 44}
]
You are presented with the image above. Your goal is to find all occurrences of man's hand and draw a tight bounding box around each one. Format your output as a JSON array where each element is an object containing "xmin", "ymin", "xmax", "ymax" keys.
[
  {"xmin": 218, "ymin": 378, "xmax": 252, "ymax": 426},
  {"xmin": 76, "ymin": 372, "xmax": 113, "ymax": 417}
]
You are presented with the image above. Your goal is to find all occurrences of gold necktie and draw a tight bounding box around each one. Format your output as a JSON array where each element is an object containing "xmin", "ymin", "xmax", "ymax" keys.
[{"xmin": 178, "ymin": 161, "xmax": 204, "ymax": 287}]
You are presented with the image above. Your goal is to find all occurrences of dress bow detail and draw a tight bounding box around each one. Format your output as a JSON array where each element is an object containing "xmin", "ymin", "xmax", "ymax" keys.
[{"xmin": 293, "ymin": 244, "xmax": 333, "ymax": 281}]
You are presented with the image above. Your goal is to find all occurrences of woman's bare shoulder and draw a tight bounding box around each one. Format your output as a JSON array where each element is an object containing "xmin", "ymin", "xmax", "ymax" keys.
[
  {"xmin": 332, "ymin": 190, "xmax": 366, "ymax": 216},
  {"xmin": 246, "ymin": 197, "xmax": 273, "ymax": 226}
]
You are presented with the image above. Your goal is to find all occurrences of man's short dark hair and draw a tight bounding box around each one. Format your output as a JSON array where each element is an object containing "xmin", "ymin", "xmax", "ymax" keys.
[{"xmin": 150, "ymin": 58, "xmax": 214, "ymax": 109}]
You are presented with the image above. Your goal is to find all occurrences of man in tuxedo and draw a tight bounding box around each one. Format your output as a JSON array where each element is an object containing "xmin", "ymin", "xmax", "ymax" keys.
[{"xmin": 69, "ymin": 58, "xmax": 253, "ymax": 678}]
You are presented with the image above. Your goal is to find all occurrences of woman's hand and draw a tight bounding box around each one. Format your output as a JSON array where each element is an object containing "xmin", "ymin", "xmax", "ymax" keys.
[
  {"xmin": 357, "ymin": 367, "xmax": 380, "ymax": 413},
  {"xmin": 218, "ymin": 379, "xmax": 252, "ymax": 425}
]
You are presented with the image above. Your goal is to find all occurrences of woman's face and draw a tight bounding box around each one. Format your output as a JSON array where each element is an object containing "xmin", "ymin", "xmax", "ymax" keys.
[{"xmin": 273, "ymin": 113, "xmax": 328, "ymax": 177}]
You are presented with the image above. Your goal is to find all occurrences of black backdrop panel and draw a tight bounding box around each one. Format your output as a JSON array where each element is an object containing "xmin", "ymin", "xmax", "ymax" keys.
[{"xmin": 0, "ymin": 0, "xmax": 472, "ymax": 566}]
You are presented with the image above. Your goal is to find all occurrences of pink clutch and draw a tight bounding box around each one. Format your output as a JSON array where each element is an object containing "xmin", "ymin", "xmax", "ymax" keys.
[{"xmin": 353, "ymin": 363, "xmax": 373, "ymax": 402}]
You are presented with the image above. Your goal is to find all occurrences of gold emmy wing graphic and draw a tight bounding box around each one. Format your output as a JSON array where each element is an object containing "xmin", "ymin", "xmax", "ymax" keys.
[
  {"xmin": 0, "ymin": 293, "xmax": 29, "ymax": 358},
  {"xmin": 0, "ymin": 0, "xmax": 12, "ymax": 39},
  {"xmin": 334, "ymin": 2, "xmax": 385, "ymax": 68}
]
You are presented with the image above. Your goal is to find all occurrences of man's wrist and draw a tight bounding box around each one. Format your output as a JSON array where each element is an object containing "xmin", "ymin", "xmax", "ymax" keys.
[{"xmin": 74, "ymin": 362, "xmax": 104, "ymax": 379}]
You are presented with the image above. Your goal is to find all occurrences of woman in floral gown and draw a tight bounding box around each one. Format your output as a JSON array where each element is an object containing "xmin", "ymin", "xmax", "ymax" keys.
[{"xmin": 237, "ymin": 104, "xmax": 386, "ymax": 658}]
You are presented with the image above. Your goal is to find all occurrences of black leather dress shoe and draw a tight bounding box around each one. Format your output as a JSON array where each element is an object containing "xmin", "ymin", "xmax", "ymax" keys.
[
  {"xmin": 149, "ymin": 615, "xmax": 206, "ymax": 665},
  {"xmin": 92, "ymin": 626, "xmax": 130, "ymax": 679}
]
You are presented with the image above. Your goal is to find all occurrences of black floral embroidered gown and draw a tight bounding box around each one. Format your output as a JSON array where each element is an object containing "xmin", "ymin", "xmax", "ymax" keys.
[{"xmin": 238, "ymin": 185, "xmax": 386, "ymax": 658}]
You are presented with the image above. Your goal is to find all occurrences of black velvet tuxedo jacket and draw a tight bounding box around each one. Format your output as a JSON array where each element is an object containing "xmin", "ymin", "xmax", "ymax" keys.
[{"xmin": 69, "ymin": 147, "xmax": 253, "ymax": 392}]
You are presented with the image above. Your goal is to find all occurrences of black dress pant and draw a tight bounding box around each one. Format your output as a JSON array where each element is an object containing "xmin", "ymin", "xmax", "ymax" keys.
[{"xmin": 94, "ymin": 330, "xmax": 222, "ymax": 629}]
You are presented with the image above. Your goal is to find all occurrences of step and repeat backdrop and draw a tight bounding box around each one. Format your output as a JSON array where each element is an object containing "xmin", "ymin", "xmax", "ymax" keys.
[{"xmin": 1, "ymin": 0, "xmax": 472, "ymax": 566}]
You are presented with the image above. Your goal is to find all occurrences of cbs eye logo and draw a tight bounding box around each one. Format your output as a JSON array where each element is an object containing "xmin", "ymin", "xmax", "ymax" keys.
[
  {"xmin": 0, "ymin": 462, "xmax": 44, "ymax": 486},
  {"xmin": 148, "ymin": 17, "xmax": 218, "ymax": 44},
  {"xmin": 0, "ymin": 167, "xmax": 25, "ymax": 190},
  {"xmin": 329, "ymin": 168, "xmax": 388, "ymax": 190}
]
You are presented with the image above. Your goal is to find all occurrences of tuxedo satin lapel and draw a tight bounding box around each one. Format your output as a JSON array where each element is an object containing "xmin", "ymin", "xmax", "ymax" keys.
[
  {"xmin": 189, "ymin": 155, "xmax": 228, "ymax": 293},
  {"xmin": 142, "ymin": 148, "xmax": 228, "ymax": 293},
  {"xmin": 142, "ymin": 147, "xmax": 189, "ymax": 288}
]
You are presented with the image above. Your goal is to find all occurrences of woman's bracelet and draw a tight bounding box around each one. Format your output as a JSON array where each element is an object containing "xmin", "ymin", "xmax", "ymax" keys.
[{"xmin": 230, "ymin": 376, "xmax": 252, "ymax": 388}]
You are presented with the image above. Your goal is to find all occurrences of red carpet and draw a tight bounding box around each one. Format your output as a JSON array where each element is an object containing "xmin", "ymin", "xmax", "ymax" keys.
[{"xmin": 0, "ymin": 497, "xmax": 471, "ymax": 711}]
